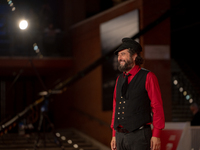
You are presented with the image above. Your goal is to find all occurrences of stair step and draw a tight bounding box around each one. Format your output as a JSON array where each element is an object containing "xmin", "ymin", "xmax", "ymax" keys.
[
  {"xmin": 0, "ymin": 129, "xmax": 101, "ymax": 150},
  {"xmin": 0, "ymin": 148, "xmax": 74, "ymax": 150}
]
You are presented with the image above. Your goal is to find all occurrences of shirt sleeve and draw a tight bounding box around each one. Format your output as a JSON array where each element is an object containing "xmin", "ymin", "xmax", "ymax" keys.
[
  {"xmin": 145, "ymin": 72, "xmax": 165, "ymax": 138},
  {"xmin": 110, "ymin": 77, "xmax": 119, "ymax": 137}
]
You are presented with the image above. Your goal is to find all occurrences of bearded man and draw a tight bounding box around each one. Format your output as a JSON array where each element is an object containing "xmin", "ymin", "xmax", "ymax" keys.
[{"xmin": 110, "ymin": 38, "xmax": 165, "ymax": 150}]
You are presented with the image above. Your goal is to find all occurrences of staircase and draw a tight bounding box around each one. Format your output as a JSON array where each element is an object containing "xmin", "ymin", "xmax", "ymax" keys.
[
  {"xmin": 0, "ymin": 129, "xmax": 107, "ymax": 150},
  {"xmin": 171, "ymin": 59, "xmax": 200, "ymax": 122}
]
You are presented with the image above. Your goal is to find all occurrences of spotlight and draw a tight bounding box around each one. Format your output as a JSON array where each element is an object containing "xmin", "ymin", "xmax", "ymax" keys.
[
  {"xmin": 61, "ymin": 136, "xmax": 66, "ymax": 141},
  {"xmin": 189, "ymin": 99, "xmax": 193, "ymax": 103},
  {"xmin": 183, "ymin": 91, "xmax": 187, "ymax": 96},
  {"xmin": 179, "ymin": 87, "xmax": 183, "ymax": 92},
  {"xmin": 73, "ymin": 144, "xmax": 78, "ymax": 148},
  {"xmin": 33, "ymin": 43, "xmax": 39, "ymax": 51},
  {"xmin": 173, "ymin": 80, "xmax": 178, "ymax": 85},
  {"xmin": 33, "ymin": 43, "xmax": 43, "ymax": 58},
  {"xmin": 8, "ymin": 0, "xmax": 12, "ymax": 4},
  {"xmin": 186, "ymin": 95, "xmax": 190, "ymax": 100},
  {"xmin": 12, "ymin": 7, "xmax": 16, "ymax": 11},
  {"xmin": 7, "ymin": 0, "xmax": 16, "ymax": 11},
  {"xmin": 67, "ymin": 139, "xmax": 72, "ymax": 144},
  {"xmin": 19, "ymin": 20, "xmax": 28, "ymax": 30},
  {"xmin": 56, "ymin": 132, "xmax": 60, "ymax": 137}
]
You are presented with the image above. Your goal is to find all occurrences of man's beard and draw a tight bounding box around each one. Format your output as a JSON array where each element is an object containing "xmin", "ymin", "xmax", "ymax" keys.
[{"xmin": 118, "ymin": 58, "xmax": 134, "ymax": 72}]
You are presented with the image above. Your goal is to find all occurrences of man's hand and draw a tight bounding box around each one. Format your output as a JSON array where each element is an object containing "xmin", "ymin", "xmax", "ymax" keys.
[
  {"xmin": 111, "ymin": 137, "xmax": 117, "ymax": 150},
  {"xmin": 150, "ymin": 137, "xmax": 161, "ymax": 150}
]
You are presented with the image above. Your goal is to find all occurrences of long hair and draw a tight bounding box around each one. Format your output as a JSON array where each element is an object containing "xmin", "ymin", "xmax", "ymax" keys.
[{"xmin": 128, "ymin": 48, "xmax": 144, "ymax": 66}]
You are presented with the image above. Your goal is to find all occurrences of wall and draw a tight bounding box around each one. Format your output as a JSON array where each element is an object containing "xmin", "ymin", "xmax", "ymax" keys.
[{"xmin": 142, "ymin": 0, "xmax": 171, "ymax": 121}]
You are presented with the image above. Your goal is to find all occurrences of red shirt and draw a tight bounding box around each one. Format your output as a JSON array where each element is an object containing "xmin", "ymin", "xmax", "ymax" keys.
[{"xmin": 111, "ymin": 65, "xmax": 165, "ymax": 138}]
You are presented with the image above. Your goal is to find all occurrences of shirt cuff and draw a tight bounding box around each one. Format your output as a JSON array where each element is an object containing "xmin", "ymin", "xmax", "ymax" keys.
[
  {"xmin": 152, "ymin": 128, "xmax": 161, "ymax": 138},
  {"xmin": 112, "ymin": 129, "xmax": 116, "ymax": 137}
]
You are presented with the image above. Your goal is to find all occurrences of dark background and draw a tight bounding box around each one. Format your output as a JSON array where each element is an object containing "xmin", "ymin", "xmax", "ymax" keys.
[
  {"xmin": 171, "ymin": 0, "xmax": 200, "ymax": 76},
  {"xmin": 1, "ymin": 0, "xmax": 199, "ymax": 73}
]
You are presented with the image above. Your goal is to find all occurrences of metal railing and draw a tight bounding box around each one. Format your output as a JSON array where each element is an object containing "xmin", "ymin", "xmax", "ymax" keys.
[{"xmin": 172, "ymin": 59, "xmax": 200, "ymax": 122}]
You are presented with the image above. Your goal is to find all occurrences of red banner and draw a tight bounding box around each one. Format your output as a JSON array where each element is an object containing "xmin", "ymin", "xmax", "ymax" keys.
[{"xmin": 160, "ymin": 130, "xmax": 183, "ymax": 150}]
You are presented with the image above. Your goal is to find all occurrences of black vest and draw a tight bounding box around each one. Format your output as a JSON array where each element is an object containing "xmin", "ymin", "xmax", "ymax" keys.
[{"xmin": 114, "ymin": 68, "xmax": 152, "ymax": 132}]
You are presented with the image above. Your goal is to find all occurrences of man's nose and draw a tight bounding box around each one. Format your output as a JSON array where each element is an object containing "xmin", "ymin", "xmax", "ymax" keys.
[{"xmin": 118, "ymin": 55, "xmax": 122, "ymax": 61}]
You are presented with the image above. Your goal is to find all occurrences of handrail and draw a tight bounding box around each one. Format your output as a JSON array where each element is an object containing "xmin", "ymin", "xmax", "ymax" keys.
[
  {"xmin": 175, "ymin": 59, "xmax": 200, "ymax": 94},
  {"xmin": 0, "ymin": 9, "xmax": 172, "ymax": 135}
]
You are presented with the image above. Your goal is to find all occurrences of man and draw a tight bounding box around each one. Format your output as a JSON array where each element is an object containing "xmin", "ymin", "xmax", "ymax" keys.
[
  {"xmin": 190, "ymin": 103, "xmax": 200, "ymax": 126},
  {"xmin": 110, "ymin": 38, "xmax": 165, "ymax": 150}
]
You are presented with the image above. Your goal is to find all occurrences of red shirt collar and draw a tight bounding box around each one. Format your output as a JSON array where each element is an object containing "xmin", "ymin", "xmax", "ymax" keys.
[{"xmin": 123, "ymin": 65, "xmax": 141, "ymax": 77}]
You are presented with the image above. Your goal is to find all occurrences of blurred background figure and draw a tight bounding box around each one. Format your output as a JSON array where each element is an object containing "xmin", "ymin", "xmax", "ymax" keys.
[
  {"xmin": 39, "ymin": 1, "xmax": 54, "ymax": 30},
  {"xmin": 43, "ymin": 22, "xmax": 61, "ymax": 56},
  {"xmin": 190, "ymin": 103, "xmax": 200, "ymax": 126}
]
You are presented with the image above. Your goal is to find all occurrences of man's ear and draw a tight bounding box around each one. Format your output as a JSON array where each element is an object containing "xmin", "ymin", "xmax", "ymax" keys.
[{"xmin": 132, "ymin": 53, "xmax": 138, "ymax": 61}]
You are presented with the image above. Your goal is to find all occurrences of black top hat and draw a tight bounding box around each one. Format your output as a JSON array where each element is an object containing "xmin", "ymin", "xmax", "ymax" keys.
[{"xmin": 114, "ymin": 38, "xmax": 142, "ymax": 55}]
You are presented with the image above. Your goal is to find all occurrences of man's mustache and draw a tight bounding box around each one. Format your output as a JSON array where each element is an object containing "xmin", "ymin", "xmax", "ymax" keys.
[{"xmin": 118, "ymin": 60, "xmax": 126, "ymax": 63}]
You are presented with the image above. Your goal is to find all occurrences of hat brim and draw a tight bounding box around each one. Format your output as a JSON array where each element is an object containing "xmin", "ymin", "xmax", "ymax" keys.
[{"xmin": 114, "ymin": 43, "xmax": 130, "ymax": 55}]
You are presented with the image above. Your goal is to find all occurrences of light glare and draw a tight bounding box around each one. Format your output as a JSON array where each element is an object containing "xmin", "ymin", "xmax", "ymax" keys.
[
  {"xmin": 173, "ymin": 80, "xmax": 178, "ymax": 85},
  {"xmin": 61, "ymin": 136, "xmax": 66, "ymax": 140},
  {"xmin": 19, "ymin": 20, "xmax": 28, "ymax": 30},
  {"xmin": 56, "ymin": 132, "xmax": 60, "ymax": 137},
  {"xmin": 12, "ymin": 7, "xmax": 15, "ymax": 11},
  {"xmin": 179, "ymin": 87, "xmax": 183, "ymax": 92},
  {"xmin": 186, "ymin": 95, "xmax": 190, "ymax": 100},
  {"xmin": 67, "ymin": 140, "xmax": 72, "ymax": 144},
  {"xmin": 183, "ymin": 91, "xmax": 187, "ymax": 96},
  {"xmin": 73, "ymin": 144, "xmax": 78, "ymax": 148}
]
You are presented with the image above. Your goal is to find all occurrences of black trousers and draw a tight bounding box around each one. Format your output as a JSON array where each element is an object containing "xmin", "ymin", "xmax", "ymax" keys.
[{"xmin": 115, "ymin": 126, "xmax": 152, "ymax": 150}]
